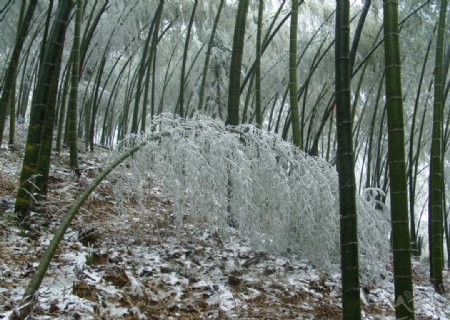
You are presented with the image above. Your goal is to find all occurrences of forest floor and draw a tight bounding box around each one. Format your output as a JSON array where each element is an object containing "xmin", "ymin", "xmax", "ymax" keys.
[{"xmin": 0, "ymin": 145, "xmax": 449, "ymax": 320}]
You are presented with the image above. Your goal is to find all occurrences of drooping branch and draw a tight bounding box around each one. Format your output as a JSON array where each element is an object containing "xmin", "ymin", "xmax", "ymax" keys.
[{"xmin": 18, "ymin": 131, "xmax": 170, "ymax": 319}]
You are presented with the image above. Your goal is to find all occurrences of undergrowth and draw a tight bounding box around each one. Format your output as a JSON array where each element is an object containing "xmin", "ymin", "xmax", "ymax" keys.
[{"xmin": 111, "ymin": 113, "xmax": 391, "ymax": 284}]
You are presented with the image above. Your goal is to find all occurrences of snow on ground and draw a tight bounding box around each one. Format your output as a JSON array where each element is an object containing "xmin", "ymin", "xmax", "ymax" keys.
[{"xmin": 0, "ymin": 145, "xmax": 449, "ymax": 319}]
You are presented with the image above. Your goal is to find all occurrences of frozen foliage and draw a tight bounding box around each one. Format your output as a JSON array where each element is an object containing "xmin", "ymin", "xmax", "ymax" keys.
[{"xmin": 111, "ymin": 114, "xmax": 390, "ymax": 283}]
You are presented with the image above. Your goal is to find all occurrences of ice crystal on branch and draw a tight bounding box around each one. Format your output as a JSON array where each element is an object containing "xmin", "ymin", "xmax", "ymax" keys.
[{"xmin": 111, "ymin": 114, "xmax": 390, "ymax": 282}]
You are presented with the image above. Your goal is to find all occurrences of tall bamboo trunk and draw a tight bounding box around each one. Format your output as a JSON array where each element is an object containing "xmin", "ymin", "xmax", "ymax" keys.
[
  {"xmin": 0, "ymin": 0, "xmax": 37, "ymax": 143},
  {"xmin": 382, "ymin": 0, "xmax": 415, "ymax": 317},
  {"xmin": 198, "ymin": 0, "xmax": 224, "ymax": 112},
  {"xmin": 335, "ymin": 1, "xmax": 361, "ymax": 319},
  {"xmin": 68, "ymin": 0, "xmax": 83, "ymax": 170},
  {"xmin": 255, "ymin": 0, "xmax": 264, "ymax": 128},
  {"xmin": 428, "ymin": 0, "xmax": 447, "ymax": 294},
  {"xmin": 15, "ymin": 0, "xmax": 73, "ymax": 226},
  {"xmin": 226, "ymin": 0, "xmax": 249, "ymax": 126},
  {"xmin": 178, "ymin": 0, "xmax": 198, "ymax": 118},
  {"xmin": 289, "ymin": 0, "xmax": 301, "ymax": 148}
]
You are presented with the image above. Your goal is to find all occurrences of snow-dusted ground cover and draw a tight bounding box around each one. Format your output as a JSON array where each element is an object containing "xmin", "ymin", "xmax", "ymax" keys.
[{"xmin": 0, "ymin": 133, "xmax": 448, "ymax": 319}]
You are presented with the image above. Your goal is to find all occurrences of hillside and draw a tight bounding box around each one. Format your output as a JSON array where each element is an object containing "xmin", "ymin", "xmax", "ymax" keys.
[{"xmin": 0, "ymin": 145, "xmax": 449, "ymax": 320}]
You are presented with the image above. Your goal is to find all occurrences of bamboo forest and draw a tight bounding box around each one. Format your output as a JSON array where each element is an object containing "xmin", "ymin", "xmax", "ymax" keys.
[{"xmin": 0, "ymin": 0, "xmax": 449, "ymax": 319}]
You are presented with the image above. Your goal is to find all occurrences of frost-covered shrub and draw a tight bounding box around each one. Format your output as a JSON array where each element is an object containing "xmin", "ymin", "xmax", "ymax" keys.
[{"xmin": 111, "ymin": 114, "xmax": 390, "ymax": 282}]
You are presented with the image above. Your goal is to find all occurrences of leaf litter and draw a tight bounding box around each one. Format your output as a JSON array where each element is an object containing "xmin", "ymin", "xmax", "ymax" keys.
[{"xmin": 0, "ymin": 146, "xmax": 448, "ymax": 319}]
